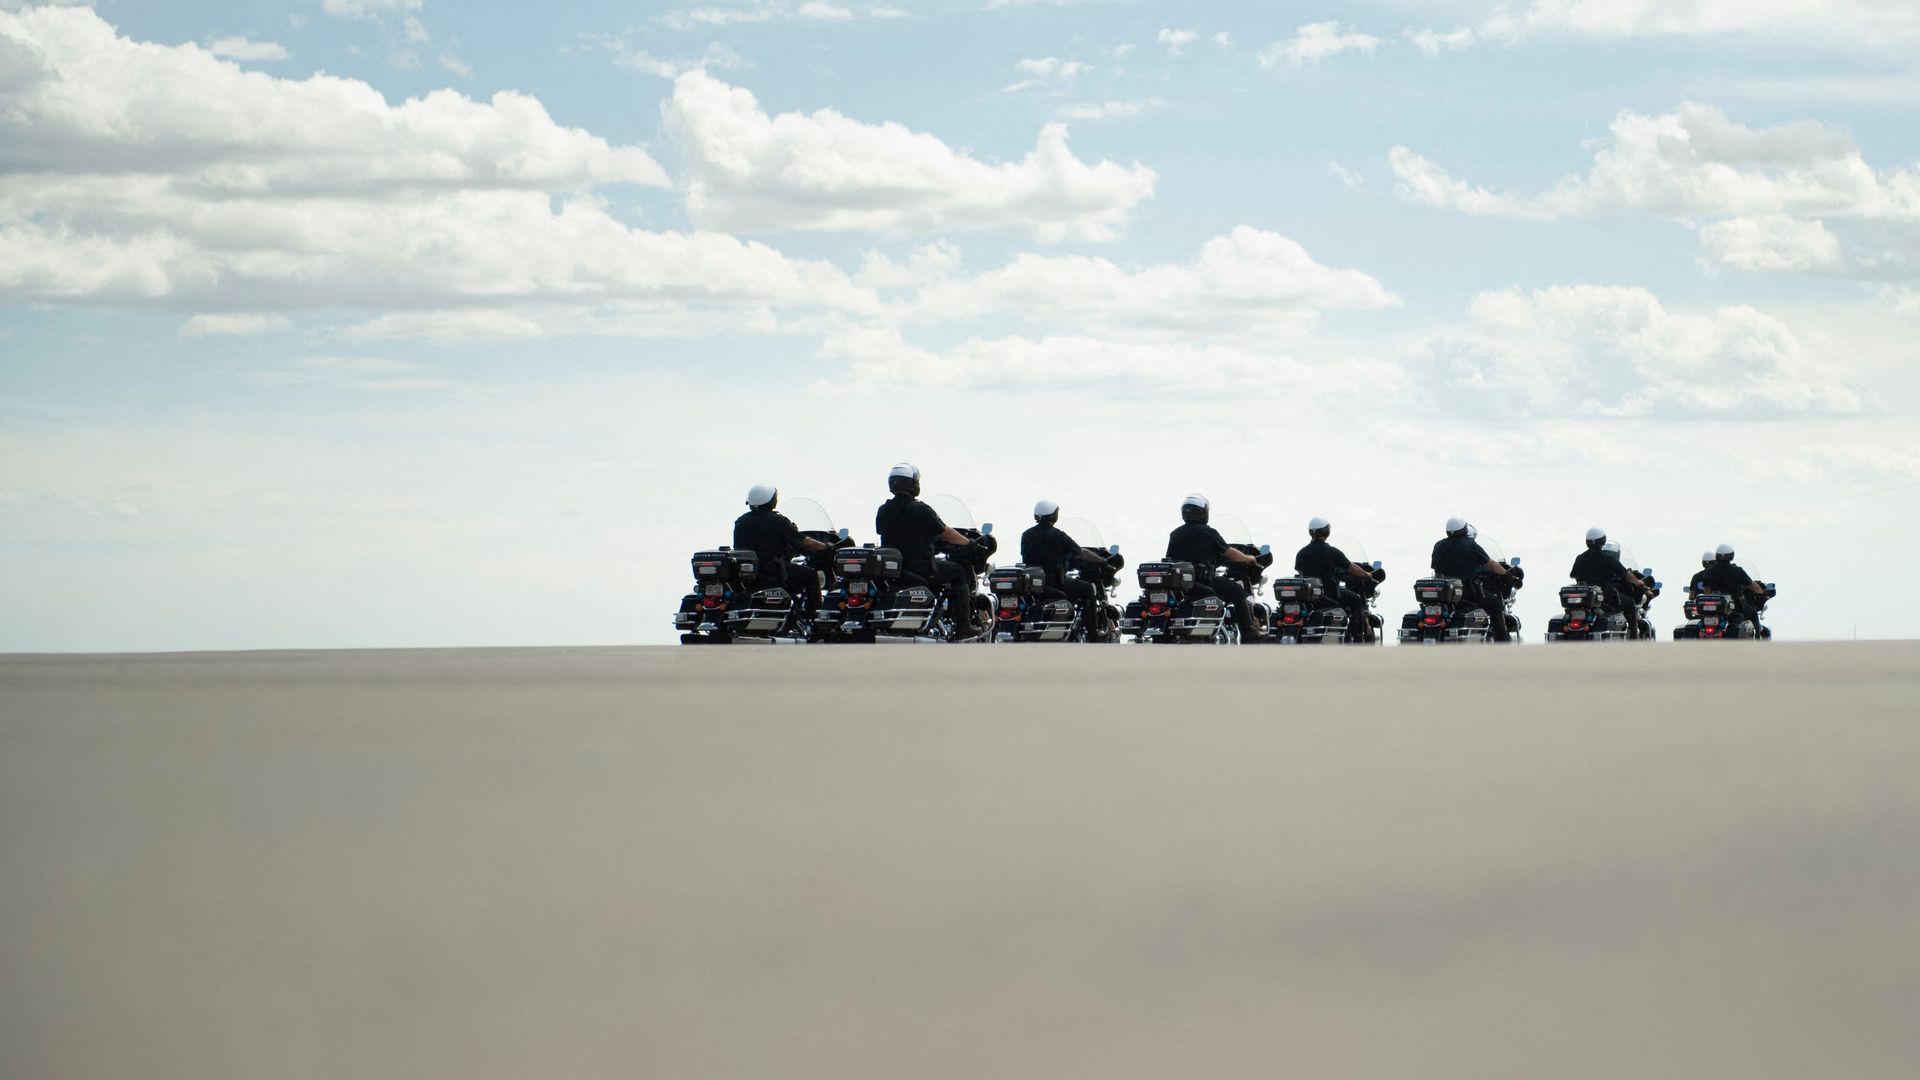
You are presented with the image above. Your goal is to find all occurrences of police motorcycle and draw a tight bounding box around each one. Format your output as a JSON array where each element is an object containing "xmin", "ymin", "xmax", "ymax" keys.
[
  {"xmin": 811, "ymin": 494, "xmax": 997, "ymax": 643},
  {"xmin": 674, "ymin": 497, "xmax": 847, "ymax": 644},
  {"xmin": 1546, "ymin": 544, "xmax": 1663, "ymax": 642},
  {"xmin": 989, "ymin": 516, "xmax": 1124, "ymax": 643},
  {"xmin": 1269, "ymin": 536, "xmax": 1387, "ymax": 645},
  {"xmin": 1674, "ymin": 580, "xmax": 1776, "ymax": 640},
  {"xmin": 1120, "ymin": 514, "xmax": 1274, "ymax": 644},
  {"xmin": 1399, "ymin": 534, "xmax": 1524, "ymax": 644}
]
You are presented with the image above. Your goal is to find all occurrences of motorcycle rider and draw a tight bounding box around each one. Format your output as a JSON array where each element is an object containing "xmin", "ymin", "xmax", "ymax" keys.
[
  {"xmin": 1699, "ymin": 542, "xmax": 1771, "ymax": 636},
  {"xmin": 1569, "ymin": 527, "xmax": 1646, "ymax": 623},
  {"xmin": 1687, "ymin": 551, "xmax": 1714, "ymax": 596},
  {"xmin": 1431, "ymin": 516, "xmax": 1512, "ymax": 642},
  {"xmin": 734, "ymin": 484, "xmax": 830, "ymax": 611},
  {"xmin": 1022, "ymin": 500, "xmax": 1111, "ymax": 641},
  {"xmin": 875, "ymin": 463, "xmax": 982, "ymax": 639},
  {"xmin": 1166, "ymin": 494, "xmax": 1265, "ymax": 641},
  {"xmin": 1295, "ymin": 516, "xmax": 1377, "ymax": 643}
]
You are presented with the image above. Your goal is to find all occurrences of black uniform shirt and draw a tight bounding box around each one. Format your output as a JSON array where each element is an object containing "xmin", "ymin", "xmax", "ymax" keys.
[
  {"xmin": 733, "ymin": 508, "xmax": 803, "ymax": 577},
  {"xmin": 876, "ymin": 496, "xmax": 947, "ymax": 574},
  {"xmin": 1570, "ymin": 547, "xmax": 1627, "ymax": 586},
  {"xmin": 1432, "ymin": 535, "xmax": 1492, "ymax": 578},
  {"xmin": 1700, "ymin": 560, "xmax": 1754, "ymax": 595},
  {"xmin": 1166, "ymin": 521, "xmax": 1230, "ymax": 574},
  {"xmin": 1295, "ymin": 539, "xmax": 1350, "ymax": 587},
  {"xmin": 1688, "ymin": 570, "xmax": 1711, "ymax": 595},
  {"xmin": 1021, "ymin": 523, "xmax": 1081, "ymax": 586}
]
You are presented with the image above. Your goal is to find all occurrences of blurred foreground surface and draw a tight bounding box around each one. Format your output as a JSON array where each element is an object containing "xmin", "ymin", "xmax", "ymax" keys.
[{"xmin": 4, "ymin": 643, "xmax": 1919, "ymax": 1080}]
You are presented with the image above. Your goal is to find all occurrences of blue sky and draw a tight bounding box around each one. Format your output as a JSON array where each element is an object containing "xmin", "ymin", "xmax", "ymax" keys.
[{"xmin": 3, "ymin": 0, "xmax": 1918, "ymax": 648}]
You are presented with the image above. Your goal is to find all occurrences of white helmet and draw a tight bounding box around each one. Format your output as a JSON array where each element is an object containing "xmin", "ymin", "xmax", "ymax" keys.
[
  {"xmin": 1585, "ymin": 526, "xmax": 1607, "ymax": 543},
  {"xmin": 1466, "ymin": 523, "xmax": 1478, "ymax": 540},
  {"xmin": 1715, "ymin": 543, "xmax": 1735, "ymax": 559},
  {"xmin": 887, "ymin": 462, "xmax": 921, "ymax": 496},
  {"xmin": 1602, "ymin": 541, "xmax": 1620, "ymax": 555},
  {"xmin": 1445, "ymin": 516, "xmax": 1468, "ymax": 534},
  {"xmin": 1701, "ymin": 550, "xmax": 1714, "ymax": 565},
  {"xmin": 1308, "ymin": 516, "xmax": 1330, "ymax": 532},
  {"xmin": 1182, "ymin": 494, "xmax": 1209, "ymax": 510},
  {"xmin": 745, "ymin": 483, "xmax": 777, "ymax": 509},
  {"xmin": 1034, "ymin": 499, "xmax": 1060, "ymax": 519},
  {"xmin": 888, "ymin": 463, "xmax": 919, "ymax": 482}
]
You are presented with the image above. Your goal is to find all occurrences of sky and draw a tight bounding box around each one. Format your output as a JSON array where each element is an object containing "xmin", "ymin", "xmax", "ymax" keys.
[{"xmin": 2, "ymin": 0, "xmax": 1918, "ymax": 649}]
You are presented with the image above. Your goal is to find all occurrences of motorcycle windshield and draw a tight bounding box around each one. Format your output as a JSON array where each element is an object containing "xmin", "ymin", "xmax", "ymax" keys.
[
  {"xmin": 1336, "ymin": 535, "xmax": 1371, "ymax": 565},
  {"xmin": 923, "ymin": 494, "xmax": 976, "ymax": 532},
  {"xmin": 1056, "ymin": 517, "xmax": 1106, "ymax": 550},
  {"xmin": 783, "ymin": 497, "xmax": 837, "ymax": 536},
  {"xmin": 1614, "ymin": 546, "xmax": 1639, "ymax": 573},
  {"xmin": 1477, "ymin": 535, "xmax": 1509, "ymax": 564},
  {"xmin": 1212, "ymin": 513, "xmax": 1254, "ymax": 547}
]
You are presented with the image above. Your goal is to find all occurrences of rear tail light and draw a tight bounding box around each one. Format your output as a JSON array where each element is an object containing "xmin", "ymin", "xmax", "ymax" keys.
[
  {"xmin": 1422, "ymin": 615, "xmax": 1441, "ymax": 627},
  {"xmin": 1146, "ymin": 603, "xmax": 1168, "ymax": 617}
]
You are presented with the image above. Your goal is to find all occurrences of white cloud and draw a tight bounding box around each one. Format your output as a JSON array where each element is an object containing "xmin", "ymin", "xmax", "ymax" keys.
[
  {"xmin": 1405, "ymin": 26, "xmax": 1478, "ymax": 55},
  {"xmin": 206, "ymin": 36, "xmax": 289, "ymax": 62},
  {"xmin": 856, "ymin": 241, "xmax": 964, "ymax": 288},
  {"xmin": 661, "ymin": 71, "xmax": 1157, "ymax": 241},
  {"xmin": 437, "ymin": 53, "xmax": 472, "ymax": 77},
  {"xmin": 1415, "ymin": 285, "xmax": 1863, "ymax": 418},
  {"xmin": 1212, "ymin": 31, "xmax": 1231, "ymax": 48},
  {"xmin": 1157, "ymin": 28, "xmax": 1196, "ymax": 56},
  {"xmin": 907, "ymin": 226, "xmax": 1398, "ymax": 339},
  {"xmin": 661, "ymin": 1, "xmax": 902, "ymax": 29},
  {"xmin": 1328, "ymin": 162, "xmax": 1366, "ymax": 189},
  {"xmin": 181, "ymin": 313, "xmax": 293, "ymax": 337},
  {"xmin": 249, "ymin": 355, "xmax": 459, "ymax": 392},
  {"xmin": 818, "ymin": 326, "xmax": 1405, "ymax": 396},
  {"xmin": 1407, "ymin": 0, "xmax": 1920, "ymax": 51},
  {"xmin": 1055, "ymin": 99, "xmax": 1162, "ymax": 121},
  {"xmin": 0, "ymin": 8, "xmax": 882, "ymax": 326},
  {"xmin": 1260, "ymin": 22, "xmax": 1382, "ymax": 67},
  {"xmin": 1390, "ymin": 103, "xmax": 1920, "ymax": 277},
  {"xmin": 1699, "ymin": 216, "xmax": 1843, "ymax": 273},
  {"xmin": 322, "ymin": 0, "xmax": 421, "ymax": 16},
  {"xmin": 1004, "ymin": 56, "xmax": 1092, "ymax": 92}
]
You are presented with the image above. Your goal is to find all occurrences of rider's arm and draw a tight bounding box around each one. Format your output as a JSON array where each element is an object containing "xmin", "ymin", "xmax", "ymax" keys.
[
  {"xmin": 1625, "ymin": 569, "xmax": 1645, "ymax": 587},
  {"xmin": 1348, "ymin": 561, "xmax": 1372, "ymax": 577},
  {"xmin": 1081, "ymin": 546, "xmax": 1107, "ymax": 562},
  {"xmin": 1223, "ymin": 546, "xmax": 1257, "ymax": 565},
  {"xmin": 800, "ymin": 536, "xmax": 829, "ymax": 553},
  {"xmin": 1749, "ymin": 580, "xmax": 1768, "ymax": 596},
  {"xmin": 1485, "ymin": 559, "xmax": 1509, "ymax": 575},
  {"xmin": 939, "ymin": 525, "xmax": 970, "ymax": 546}
]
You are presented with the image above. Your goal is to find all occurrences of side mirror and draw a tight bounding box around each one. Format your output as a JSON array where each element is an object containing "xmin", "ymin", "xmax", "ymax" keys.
[
  {"xmin": 837, "ymin": 528, "xmax": 850, "ymax": 540},
  {"xmin": 1258, "ymin": 544, "xmax": 1271, "ymax": 556},
  {"xmin": 981, "ymin": 522, "xmax": 993, "ymax": 535},
  {"xmin": 1372, "ymin": 560, "xmax": 1383, "ymax": 570},
  {"xmin": 1508, "ymin": 556, "xmax": 1522, "ymax": 567},
  {"xmin": 1108, "ymin": 544, "xmax": 1120, "ymax": 555},
  {"xmin": 1643, "ymin": 567, "xmax": 1653, "ymax": 577}
]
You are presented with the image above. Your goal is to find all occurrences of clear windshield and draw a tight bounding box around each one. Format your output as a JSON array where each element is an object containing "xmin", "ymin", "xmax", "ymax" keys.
[
  {"xmin": 1335, "ymin": 534, "xmax": 1371, "ymax": 565},
  {"xmin": 1212, "ymin": 513, "xmax": 1254, "ymax": 547},
  {"xmin": 1477, "ymin": 535, "xmax": 1508, "ymax": 563},
  {"xmin": 923, "ymin": 494, "xmax": 976, "ymax": 531},
  {"xmin": 1056, "ymin": 517, "xmax": 1106, "ymax": 550},
  {"xmin": 1614, "ymin": 546, "xmax": 1639, "ymax": 573},
  {"xmin": 783, "ymin": 496, "xmax": 837, "ymax": 535}
]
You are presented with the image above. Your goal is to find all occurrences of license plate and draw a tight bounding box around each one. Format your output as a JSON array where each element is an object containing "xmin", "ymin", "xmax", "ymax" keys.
[{"xmin": 1149, "ymin": 592, "xmax": 1169, "ymax": 603}]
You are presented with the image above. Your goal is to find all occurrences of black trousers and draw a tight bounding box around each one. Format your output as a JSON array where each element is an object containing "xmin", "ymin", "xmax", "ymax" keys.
[
  {"xmin": 1330, "ymin": 586, "xmax": 1370, "ymax": 641},
  {"xmin": 1048, "ymin": 577, "xmax": 1103, "ymax": 635},
  {"xmin": 900, "ymin": 561, "xmax": 976, "ymax": 631},
  {"xmin": 1195, "ymin": 577, "xmax": 1257, "ymax": 636},
  {"xmin": 1470, "ymin": 582, "xmax": 1511, "ymax": 642}
]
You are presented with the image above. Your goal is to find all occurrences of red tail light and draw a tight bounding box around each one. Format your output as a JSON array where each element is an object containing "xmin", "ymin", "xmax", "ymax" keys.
[
  {"xmin": 997, "ymin": 608, "xmax": 1017, "ymax": 620},
  {"xmin": 701, "ymin": 598, "xmax": 723, "ymax": 609},
  {"xmin": 1422, "ymin": 615, "xmax": 1441, "ymax": 627},
  {"xmin": 1568, "ymin": 619, "xmax": 1584, "ymax": 631},
  {"xmin": 1281, "ymin": 612, "xmax": 1300, "ymax": 624},
  {"xmin": 1146, "ymin": 603, "xmax": 1168, "ymax": 616}
]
